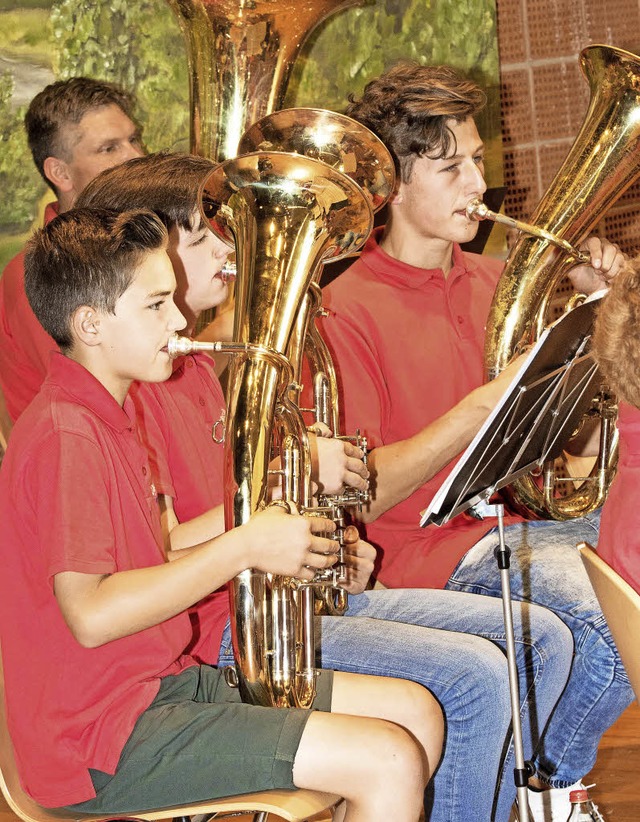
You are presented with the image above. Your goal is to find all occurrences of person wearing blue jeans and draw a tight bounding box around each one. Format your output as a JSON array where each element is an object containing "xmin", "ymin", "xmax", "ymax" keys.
[
  {"xmin": 445, "ymin": 512, "xmax": 634, "ymax": 793},
  {"xmin": 316, "ymin": 62, "xmax": 634, "ymax": 821},
  {"xmin": 219, "ymin": 585, "xmax": 573, "ymax": 822}
]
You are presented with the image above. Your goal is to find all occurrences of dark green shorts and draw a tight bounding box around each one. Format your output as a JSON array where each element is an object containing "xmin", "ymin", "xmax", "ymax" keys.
[{"xmin": 64, "ymin": 665, "xmax": 334, "ymax": 814}]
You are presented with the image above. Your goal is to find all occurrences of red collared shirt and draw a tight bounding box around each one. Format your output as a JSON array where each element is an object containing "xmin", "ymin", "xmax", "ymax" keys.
[
  {"xmin": 133, "ymin": 352, "xmax": 229, "ymax": 662},
  {"xmin": 0, "ymin": 353, "xmax": 195, "ymax": 807},
  {"xmin": 598, "ymin": 401, "xmax": 640, "ymax": 594},
  {"xmin": 0, "ymin": 202, "xmax": 60, "ymax": 421},
  {"xmin": 319, "ymin": 228, "xmax": 520, "ymax": 588}
]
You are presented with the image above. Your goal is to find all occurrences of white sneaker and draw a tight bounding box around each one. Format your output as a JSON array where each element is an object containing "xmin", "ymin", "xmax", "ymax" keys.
[{"xmin": 526, "ymin": 781, "xmax": 583, "ymax": 822}]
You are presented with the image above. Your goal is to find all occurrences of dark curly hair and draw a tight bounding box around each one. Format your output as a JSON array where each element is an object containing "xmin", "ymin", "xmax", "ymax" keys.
[{"xmin": 346, "ymin": 61, "xmax": 486, "ymax": 182}]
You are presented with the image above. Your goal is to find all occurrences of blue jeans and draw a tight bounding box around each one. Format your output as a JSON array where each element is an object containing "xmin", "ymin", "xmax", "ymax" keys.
[
  {"xmin": 218, "ymin": 586, "xmax": 572, "ymax": 822},
  {"xmin": 446, "ymin": 510, "xmax": 634, "ymax": 790}
]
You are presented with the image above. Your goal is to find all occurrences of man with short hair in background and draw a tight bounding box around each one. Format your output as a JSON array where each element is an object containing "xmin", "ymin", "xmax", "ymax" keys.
[{"xmin": 0, "ymin": 77, "xmax": 144, "ymax": 424}]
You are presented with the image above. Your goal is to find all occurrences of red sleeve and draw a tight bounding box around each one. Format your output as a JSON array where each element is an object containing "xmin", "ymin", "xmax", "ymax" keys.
[
  {"xmin": 23, "ymin": 430, "xmax": 118, "ymax": 581},
  {"xmin": 0, "ymin": 252, "xmax": 58, "ymax": 420}
]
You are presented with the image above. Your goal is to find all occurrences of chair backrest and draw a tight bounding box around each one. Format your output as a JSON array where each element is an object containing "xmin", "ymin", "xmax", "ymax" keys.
[
  {"xmin": 0, "ymin": 645, "xmax": 338, "ymax": 822},
  {"xmin": 580, "ymin": 542, "xmax": 640, "ymax": 703}
]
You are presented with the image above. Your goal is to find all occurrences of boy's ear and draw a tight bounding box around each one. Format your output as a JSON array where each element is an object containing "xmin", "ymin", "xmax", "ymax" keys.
[
  {"xmin": 71, "ymin": 306, "xmax": 101, "ymax": 347},
  {"xmin": 388, "ymin": 180, "xmax": 405, "ymax": 205},
  {"xmin": 42, "ymin": 156, "xmax": 74, "ymax": 194}
]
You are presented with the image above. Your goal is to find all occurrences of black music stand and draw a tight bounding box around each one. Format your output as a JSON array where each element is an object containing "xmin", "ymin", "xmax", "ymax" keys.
[
  {"xmin": 421, "ymin": 294, "xmax": 605, "ymax": 528},
  {"xmin": 420, "ymin": 293, "xmax": 605, "ymax": 821}
]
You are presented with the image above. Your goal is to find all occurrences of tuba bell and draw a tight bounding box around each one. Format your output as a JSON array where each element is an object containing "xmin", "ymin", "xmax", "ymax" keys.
[
  {"xmin": 481, "ymin": 44, "xmax": 640, "ymax": 520},
  {"xmin": 193, "ymin": 151, "xmax": 372, "ymax": 706},
  {"xmin": 165, "ymin": 0, "xmax": 362, "ymax": 161}
]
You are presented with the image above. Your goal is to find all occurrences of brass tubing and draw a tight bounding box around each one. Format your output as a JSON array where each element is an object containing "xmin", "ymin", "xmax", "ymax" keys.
[{"xmin": 466, "ymin": 199, "xmax": 590, "ymax": 264}]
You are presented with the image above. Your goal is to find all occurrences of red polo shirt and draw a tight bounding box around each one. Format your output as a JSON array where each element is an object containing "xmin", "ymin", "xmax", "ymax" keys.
[
  {"xmin": 133, "ymin": 352, "xmax": 229, "ymax": 662},
  {"xmin": 319, "ymin": 228, "xmax": 521, "ymax": 588},
  {"xmin": 0, "ymin": 353, "xmax": 195, "ymax": 807},
  {"xmin": 0, "ymin": 202, "xmax": 60, "ymax": 421},
  {"xmin": 598, "ymin": 401, "xmax": 640, "ymax": 593}
]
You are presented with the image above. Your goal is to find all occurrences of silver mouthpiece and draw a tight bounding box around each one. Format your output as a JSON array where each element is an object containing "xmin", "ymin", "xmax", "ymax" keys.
[
  {"xmin": 167, "ymin": 334, "xmax": 197, "ymax": 357},
  {"xmin": 219, "ymin": 261, "xmax": 237, "ymax": 284},
  {"xmin": 466, "ymin": 198, "xmax": 491, "ymax": 221}
]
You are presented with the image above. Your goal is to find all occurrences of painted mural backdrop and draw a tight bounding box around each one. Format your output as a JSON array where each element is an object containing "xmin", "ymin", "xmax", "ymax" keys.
[{"xmin": 0, "ymin": 0, "xmax": 500, "ymax": 269}]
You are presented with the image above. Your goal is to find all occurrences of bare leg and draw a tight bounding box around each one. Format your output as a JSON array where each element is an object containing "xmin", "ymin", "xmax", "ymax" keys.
[
  {"xmin": 330, "ymin": 669, "xmax": 444, "ymax": 780},
  {"xmin": 292, "ymin": 672, "xmax": 443, "ymax": 821}
]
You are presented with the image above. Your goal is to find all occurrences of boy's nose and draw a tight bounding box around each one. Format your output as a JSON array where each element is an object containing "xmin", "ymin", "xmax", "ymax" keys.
[
  {"xmin": 170, "ymin": 303, "xmax": 188, "ymax": 332},
  {"xmin": 467, "ymin": 164, "xmax": 487, "ymax": 196}
]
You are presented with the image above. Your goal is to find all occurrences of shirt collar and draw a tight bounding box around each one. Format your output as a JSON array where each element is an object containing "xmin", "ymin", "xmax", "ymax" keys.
[
  {"xmin": 44, "ymin": 201, "xmax": 60, "ymax": 225},
  {"xmin": 360, "ymin": 227, "xmax": 474, "ymax": 288},
  {"xmin": 45, "ymin": 351, "xmax": 136, "ymax": 433}
]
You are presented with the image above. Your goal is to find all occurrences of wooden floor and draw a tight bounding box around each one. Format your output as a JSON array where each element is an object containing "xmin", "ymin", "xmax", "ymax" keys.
[{"xmin": 1, "ymin": 702, "xmax": 638, "ymax": 821}]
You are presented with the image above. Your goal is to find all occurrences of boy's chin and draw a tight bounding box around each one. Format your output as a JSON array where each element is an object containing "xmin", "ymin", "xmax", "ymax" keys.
[{"xmin": 145, "ymin": 358, "xmax": 175, "ymax": 383}]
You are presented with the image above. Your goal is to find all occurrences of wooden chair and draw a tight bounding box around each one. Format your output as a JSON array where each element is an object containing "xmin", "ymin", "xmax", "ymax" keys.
[
  {"xmin": 580, "ymin": 542, "xmax": 640, "ymax": 702},
  {"xmin": 0, "ymin": 649, "xmax": 339, "ymax": 822}
]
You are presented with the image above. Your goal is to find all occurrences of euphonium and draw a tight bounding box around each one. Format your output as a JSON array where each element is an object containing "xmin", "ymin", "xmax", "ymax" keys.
[
  {"xmin": 479, "ymin": 44, "xmax": 640, "ymax": 520},
  {"xmin": 196, "ymin": 151, "xmax": 372, "ymax": 706},
  {"xmin": 165, "ymin": 0, "xmax": 362, "ymax": 161},
  {"xmin": 238, "ymin": 108, "xmax": 396, "ymax": 612}
]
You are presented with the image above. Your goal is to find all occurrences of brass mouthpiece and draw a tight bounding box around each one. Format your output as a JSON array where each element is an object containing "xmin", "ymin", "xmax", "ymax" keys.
[{"xmin": 466, "ymin": 199, "xmax": 590, "ymax": 264}]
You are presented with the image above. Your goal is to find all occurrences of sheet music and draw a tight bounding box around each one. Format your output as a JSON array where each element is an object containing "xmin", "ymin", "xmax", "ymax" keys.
[{"xmin": 420, "ymin": 294, "xmax": 604, "ymax": 527}]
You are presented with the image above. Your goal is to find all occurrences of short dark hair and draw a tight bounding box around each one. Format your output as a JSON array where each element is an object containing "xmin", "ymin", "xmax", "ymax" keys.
[
  {"xmin": 346, "ymin": 61, "xmax": 486, "ymax": 182},
  {"xmin": 77, "ymin": 152, "xmax": 216, "ymax": 231},
  {"xmin": 25, "ymin": 77, "xmax": 138, "ymax": 187},
  {"xmin": 24, "ymin": 208, "xmax": 167, "ymax": 351},
  {"xmin": 593, "ymin": 256, "xmax": 640, "ymax": 408}
]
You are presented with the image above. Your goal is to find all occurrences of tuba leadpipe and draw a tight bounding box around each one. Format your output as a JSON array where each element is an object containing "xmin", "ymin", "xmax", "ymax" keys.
[{"xmin": 466, "ymin": 199, "xmax": 590, "ymax": 264}]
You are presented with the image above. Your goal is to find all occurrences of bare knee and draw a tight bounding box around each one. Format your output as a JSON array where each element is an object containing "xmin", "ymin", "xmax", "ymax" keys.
[
  {"xmin": 359, "ymin": 719, "xmax": 426, "ymax": 805},
  {"xmin": 293, "ymin": 712, "xmax": 425, "ymax": 817},
  {"xmin": 387, "ymin": 680, "xmax": 445, "ymax": 780}
]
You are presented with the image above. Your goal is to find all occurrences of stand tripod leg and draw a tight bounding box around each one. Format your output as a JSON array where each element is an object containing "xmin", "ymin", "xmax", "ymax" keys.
[{"xmin": 494, "ymin": 504, "xmax": 534, "ymax": 822}]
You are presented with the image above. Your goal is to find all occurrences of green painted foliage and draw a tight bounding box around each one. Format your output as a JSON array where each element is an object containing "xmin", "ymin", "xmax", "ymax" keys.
[
  {"xmin": 287, "ymin": 0, "xmax": 498, "ymax": 110},
  {"xmin": 0, "ymin": 72, "xmax": 46, "ymax": 229},
  {"xmin": 50, "ymin": 0, "xmax": 190, "ymax": 153},
  {"xmin": 0, "ymin": 0, "xmax": 501, "ymax": 235}
]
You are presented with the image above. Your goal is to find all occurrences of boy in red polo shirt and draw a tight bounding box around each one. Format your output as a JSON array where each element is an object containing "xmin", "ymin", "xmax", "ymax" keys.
[
  {"xmin": 77, "ymin": 153, "xmax": 579, "ymax": 822},
  {"xmin": 0, "ymin": 207, "xmax": 443, "ymax": 820},
  {"xmin": 593, "ymin": 256, "xmax": 640, "ymax": 594},
  {"xmin": 317, "ymin": 61, "xmax": 631, "ymax": 819},
  {"xmin": 78, "ymin": 153, "xmax": 371, "ymax": 663}
]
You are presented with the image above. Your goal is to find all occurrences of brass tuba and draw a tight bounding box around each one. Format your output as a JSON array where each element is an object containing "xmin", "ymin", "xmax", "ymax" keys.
[
  {"xmin": 186, "ymin": 152, "xmax": 372, "ymax": 706},
  {"xmin": 238, "ymin": 108, "xmax": 395, "ymax": 612},
  {"xmin": 165, "ymin": 0, "xmax": 362, "ymax": 161},
  {"xmin": 480, "ymin": 44, "xmax": 640, "ymax": 520},
  {"xmin": 164, "ymin": 0, "xmax": 372, "ymax": 703}
]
